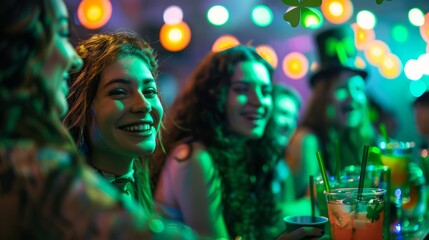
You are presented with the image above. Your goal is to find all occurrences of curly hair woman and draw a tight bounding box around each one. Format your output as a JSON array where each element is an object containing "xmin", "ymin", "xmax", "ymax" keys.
[{"xmin": 153, "ymin": 46, "xmax": 323, "ymax": 239}]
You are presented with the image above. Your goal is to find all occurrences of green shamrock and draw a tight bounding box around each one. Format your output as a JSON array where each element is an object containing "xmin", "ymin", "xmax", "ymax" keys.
[
  {"xmin": 366, "ymin": 202, "xmax": 384, "ymax": 223},
  {"xmin": 282, "ymin": 0, "xmax": 322, "ymax": 28}
]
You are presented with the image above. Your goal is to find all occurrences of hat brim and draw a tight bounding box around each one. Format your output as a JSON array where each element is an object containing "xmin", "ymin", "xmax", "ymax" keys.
[{"xmin": 309, "ymin": 66, "xmax": 368, "ymax": 88}]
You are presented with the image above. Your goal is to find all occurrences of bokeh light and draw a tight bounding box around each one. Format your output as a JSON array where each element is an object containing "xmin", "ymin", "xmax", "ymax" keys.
[
  {"xmin": 379, "ymin": 53, "xmax": 402, "ymax": 79},
  {"xmin": 417, "ymin": 53, "xmax": 429, "ymax": 75},
  {"xmin": 163, "ymin": 5, "xmax": 183, "ymax": 25},
  {"xmin": 409, "ymin": 8, "xmax": 425, "ymax": 27},
  {"xmin": 251, "ymin": 5, "xmax": 273, "ymax": 27},
  {"xmin": 352, "ymin": 23, "xmax": 375, "ymax": 50},
  {"xmin": 420, "ymin": 13, "xmax": 429, "ymax": 42},
  {"xmin": 282, "ymin": 52, "xmax": 309, "ymax": 80},
  {"xmin": 321, "ymin": 0, "xmax": 353, "ymax": 25},
  {"xmin": 364, "ymin": 40, "xmax": 390, "ymax": 66},
  {"xmin": 302, "ymin": 8, "xmax": 323, "ymax": 29},
  {"xmin": 212, "ymin": 35, "xmax": 240, "ymax": 52},
  {"xmin": 256, "ymin": 45, "xmax": 278, "ymax": 68},
  {"xmin": 404, "ymin": 59, "xmax": 423, "ymax": 81},
  {"xmin": 410, "ymin": 80, "xmax": 427, "ymax": 97},
  {"xmin": 356, "ymin": 10, "xmax": 376, "ymax": 30},
  {"xmin": 159, "ymin": 21, "xmax": 191, "ymax": 52},
  {"xmin": 207, "ymin": 5, "xmax": 229, "ymax": 26},
  {"xmin": 77, "ymin": 0, "xmax": 112, "ymax": 30},
  {"xmin": 392, "ymin": 24, "xmax": 409, "ymax": 43}
]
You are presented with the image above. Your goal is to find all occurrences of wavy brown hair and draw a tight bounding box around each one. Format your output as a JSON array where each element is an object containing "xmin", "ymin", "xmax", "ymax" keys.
[
  {"xmin": 63, "ymin": 32, "xmax": 160, "ymax": 214},
  {"xmin": 153, "ymin": 45, "xmax": 281, "ymax": 239},
  {"xmin": 0, "ymin": 0, "xmax": 75, "ymax": 149}
]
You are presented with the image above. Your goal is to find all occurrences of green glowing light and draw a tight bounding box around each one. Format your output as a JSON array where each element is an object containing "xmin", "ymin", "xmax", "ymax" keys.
[{"xmin": 251, "ymin": 5, "xmax": 273, "ymax": 27}]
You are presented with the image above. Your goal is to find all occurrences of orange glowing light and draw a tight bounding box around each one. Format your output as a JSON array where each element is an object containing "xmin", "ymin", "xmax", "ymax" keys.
[
  {"xmin": 352, "ymin": 23, "xmax": 375, "ymax": 50},
  {"xmin": 256, "ymin": 45, "xmax": 278, "ymax": 68},
  {"xmin": 211, "ymin": 35, "xmax": 240, "ymax": 52},
  {"xmin": 364, "ymin": 40, "xmax": 390, "ymax": 66},
  {"xmin": 420, "ymin": 13, "xmax": 429, "ymax": 42},
  {"xmin": 321, "ymin": 0, "xmax": 353, "ymax": 25},
  {"xmin": 282, "ymin": 52, "xmax": 309, "ymax": 80},
  {"xmin": 77, "ymin": 0, "xmax": 112, "ymax": 30},
  {"xmin": 379, "ymin": 53, "xmax": 402, "ymax": 79},
  {"xmin": 160, "ymin": 21, "xmax": 191, "ymax": 52}
]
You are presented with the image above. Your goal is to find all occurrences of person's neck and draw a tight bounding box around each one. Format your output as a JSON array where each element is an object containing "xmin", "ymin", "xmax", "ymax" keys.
[{"xmin": 89, "ymin": 150, "xmax": 134, "ymax": 176}]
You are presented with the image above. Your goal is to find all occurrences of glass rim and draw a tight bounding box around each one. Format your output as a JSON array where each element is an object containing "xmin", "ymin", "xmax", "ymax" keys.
[{"xmin": 323, "ymin": 187, "xmax": 386, "ymax": 196}]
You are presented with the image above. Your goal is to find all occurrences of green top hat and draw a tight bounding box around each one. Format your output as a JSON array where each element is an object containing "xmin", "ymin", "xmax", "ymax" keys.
[{"xmin": 309, "ymin": 26, "xmax": 368, "ymax": 88}]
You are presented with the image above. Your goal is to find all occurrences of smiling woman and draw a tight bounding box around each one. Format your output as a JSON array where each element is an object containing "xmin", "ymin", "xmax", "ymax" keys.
[
  {"xmin": 64, "ymin": 32, "xmax": 163, "ymax": 213},
  {"xmin": 152, "ymin": 45, "xmax": 324, "ymax": 239}
]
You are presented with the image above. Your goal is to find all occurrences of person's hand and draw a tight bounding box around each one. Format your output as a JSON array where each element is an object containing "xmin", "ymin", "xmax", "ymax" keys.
[{"xmin": 276, "ymin": 227, "xmax": 324, "ymax": 240}]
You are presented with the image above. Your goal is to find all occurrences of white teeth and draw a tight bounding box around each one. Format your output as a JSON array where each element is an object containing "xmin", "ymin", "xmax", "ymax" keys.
[{"xmin": 122, "ymin": 124, "xmax": 151, "ymax": 132}]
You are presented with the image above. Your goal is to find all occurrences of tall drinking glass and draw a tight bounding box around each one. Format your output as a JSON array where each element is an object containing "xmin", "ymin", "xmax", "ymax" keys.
[
  {"xmin": 325, "ymin": 188, "xmax": 386, "ymax": 240},
  {"xmin": 379, "ymin": 141, "xmax": 414, "ymax": 203}
]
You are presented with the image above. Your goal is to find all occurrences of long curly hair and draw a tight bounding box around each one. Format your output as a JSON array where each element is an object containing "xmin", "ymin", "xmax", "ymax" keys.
[
  {"xmin": 300, "ymin": 72, "xmax": 377, "ymax": 173},
  {"xmin": 63, "ymin": 32, "xmax": 160, "ymax": 214},
  {"xmin": 153, "ymin": 45, "xmax": 281, "ymax": 239},
  {"xmin": 0, "ymin": 0, "xmax": 74, "ymax": 149}
]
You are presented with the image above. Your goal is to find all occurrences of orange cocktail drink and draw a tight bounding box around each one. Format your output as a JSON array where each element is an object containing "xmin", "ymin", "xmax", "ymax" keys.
[
  {"xmin": 325, "ymin": 188, "xmax": 386, "ymax": 240},
  {"xmin": 379, "ymin": 141, "xmax": 414, "ymax": 202}
]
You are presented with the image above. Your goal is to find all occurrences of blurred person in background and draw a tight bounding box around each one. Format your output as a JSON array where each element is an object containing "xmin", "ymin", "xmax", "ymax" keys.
[{"xmin": 265, "ymin": 83, "xmax": 315, "ymax": 216}]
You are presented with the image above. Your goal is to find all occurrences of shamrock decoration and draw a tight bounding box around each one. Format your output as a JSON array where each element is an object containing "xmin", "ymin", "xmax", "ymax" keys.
[
  {"xmin": 366, "ymin": 202, "xmax": 384, "ymax": 223},
  {"xmin": 282, "ymin": 0, "xmax": 322, "ymax": 28}
]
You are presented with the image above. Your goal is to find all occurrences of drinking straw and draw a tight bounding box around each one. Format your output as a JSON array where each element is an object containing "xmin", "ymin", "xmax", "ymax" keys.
[
  {"xmin": 357, "ymin": 145, "xmax": 370, "ymax": 201},
  {"xmin": 316, "ymin": 151, "xmax": 330, "ymax": 193},
  {"xmin": 309, "ymin": 175, "xmax": 316, "ymax": 222},
  {"xmin": 334, "ymin": 140, "xmax": 341, "ymax": 181},
  {"xmin": 379, "ymin": 123, "xmax": 390, "ymax": 144}
]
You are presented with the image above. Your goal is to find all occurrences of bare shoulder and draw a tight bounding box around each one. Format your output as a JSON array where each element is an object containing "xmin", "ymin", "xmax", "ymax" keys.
[{"xmin": 166, "ymin": 141, "xmax": 216, "ymax": 181}]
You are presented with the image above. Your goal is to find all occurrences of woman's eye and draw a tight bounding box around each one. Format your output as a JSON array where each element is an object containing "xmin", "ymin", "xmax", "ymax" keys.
[
  {"xmin": 232, "ymin": 86, "xmax": 249, "ymax": 94},
  {"xmin": 143, "ymin": 88, "xmax": 159, "ymax": 97},
  {"xmin": 108, "ymin": 89, "xmax": 127, "ymax": 96}
]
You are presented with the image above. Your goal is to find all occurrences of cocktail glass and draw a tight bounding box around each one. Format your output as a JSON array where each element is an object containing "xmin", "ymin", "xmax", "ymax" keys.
[
  {"xmin": 324, "ymin": 188, "xmax": 386, "ymax": 240},
  {"xmin": 379, "ymin": 141, "xmax": 414, "ymax": 203}
]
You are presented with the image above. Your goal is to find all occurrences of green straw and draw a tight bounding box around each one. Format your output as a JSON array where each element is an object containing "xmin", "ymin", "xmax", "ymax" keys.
[
  {"xmin": 316, "ymin": 151, "xmax": 330, "ymax": 193},
  {"xmin": 379, "ymin": 123, "xmax": 390, "ymax": 144},
  {"xmin": 309, "ymin": 175, "xmax": 316, "ymax": 222},
  {"xmin": 334, "ymin": 140, "xmax": 341, "ymax": 181},
  {"xmin": 357, "ymin": 145, "xmax": 370, "ymax": 201}
]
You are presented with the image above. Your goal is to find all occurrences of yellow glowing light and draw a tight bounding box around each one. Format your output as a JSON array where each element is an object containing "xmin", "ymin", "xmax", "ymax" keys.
[
  {"xmin": 160, "ymin": 21, "xmax": 191, "ymax": 52},
  {"xmin": 321, "ymin": 0, "xmax": 353, "ymax": 25},
  {"xmin": 282, "ymin": 52, "xmax": 309, "ymax": 80},
  {"xmin": 379, "ymin": 54, "xmax": 402, "ymax": 79},
  {"xmin": 256, "ymin": 45, "xmax": 278, "ymax": 68},
  {"xmin": 78, "ymin": 0, "xmax": 112, "ymax": 30},
  {"xmin": 212, "ymin": 35, "xmax": 240, "ymax": 52},
  {"xmin": 352, "ymin": 23, "xmax": 375, "ymax": 50},
  {"xmin": 364, "ymin": 40, "xmax": 390, "ymax": 66}
]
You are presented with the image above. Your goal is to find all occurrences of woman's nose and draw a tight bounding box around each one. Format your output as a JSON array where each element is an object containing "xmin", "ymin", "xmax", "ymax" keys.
[
  {"xmin": 249, "ymin": 89, "xmax": 264, "ymax": 106},
  {"xmin": 69, "ymin": 52, "xmax": 83, "ymax": 73},
  {"xmin": 131, "ymin": 92, "xmax": 152, "ymax": 114}
]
